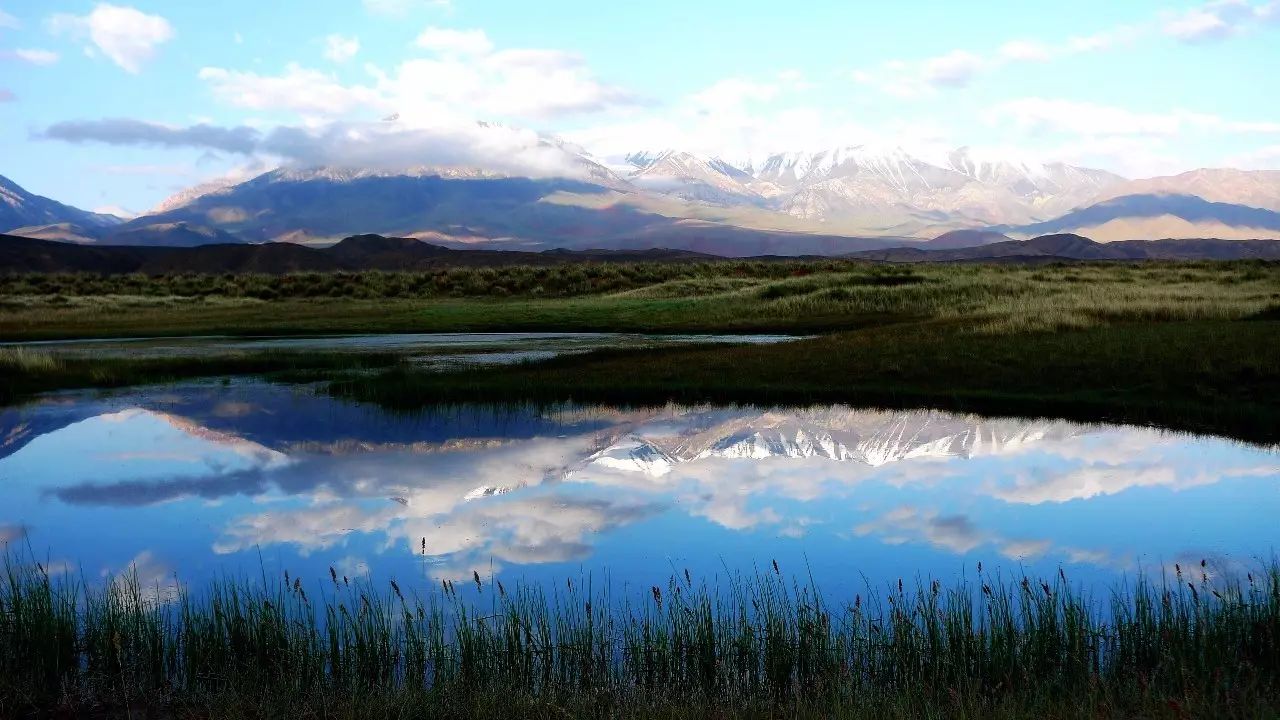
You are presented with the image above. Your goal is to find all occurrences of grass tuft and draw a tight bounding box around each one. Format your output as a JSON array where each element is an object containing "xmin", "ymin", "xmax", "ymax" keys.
[{"xmin": 2, "ymin": 553, "xmax": 1279, "ymax": 718}]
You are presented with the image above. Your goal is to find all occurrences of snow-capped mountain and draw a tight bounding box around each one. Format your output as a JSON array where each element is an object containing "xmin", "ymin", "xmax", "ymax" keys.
[
  {"xmin": 942, "ymin": 148, "xmax": 1125, "ymax": 220},
  {"xmin": 613, "ymin": 145, "xmax": 1127, "ymax": 231},
  {"xmin": 1, "ymin": 174, "xmax": 123, "ymax": 235},
  {"xmin": 627, "ymin": 150, "xmax": 762, "ymax": 205}
]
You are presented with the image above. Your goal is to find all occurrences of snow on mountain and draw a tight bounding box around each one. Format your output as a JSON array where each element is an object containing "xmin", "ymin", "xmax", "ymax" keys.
[
  {"xmin": 943, "ymin": 147, "xmax": 1125, "ymax": 219},
  {"xmin": 1, "ymin": 174, "xmax": 123, "ymax": 233},
  {"xmin": 628, "ymin": 150, "xmax": 762, "ymax": 205},
  {"xmin": 613, "ymin": 144, "xmax": 1128, "ymax": 228}
]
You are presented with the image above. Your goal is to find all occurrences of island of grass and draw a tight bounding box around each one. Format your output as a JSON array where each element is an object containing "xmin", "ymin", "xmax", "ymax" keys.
[{"xmin": 2, "ymin": 259, "xmax": 1278, "ymax": 443}]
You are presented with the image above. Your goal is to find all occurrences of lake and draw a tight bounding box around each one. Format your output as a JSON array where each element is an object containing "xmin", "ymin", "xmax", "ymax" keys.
[
  {"xmin": 1, "ymin": 378, "xmax": 1276, "ymax": 601},
  {"xmin": 2, "ymin": 331, "xmax": 804, "ymax": 368}
]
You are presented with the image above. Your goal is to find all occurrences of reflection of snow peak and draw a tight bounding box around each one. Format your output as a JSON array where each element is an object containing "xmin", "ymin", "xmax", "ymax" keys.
[
  {"xmin": 464, "ymin": 484, "xmax": 512, "ymax": 501},
  {"xmin": 579, "ymin": 413, "xmax": 1078, "ymax": 476},
  {"xmin": 586, "ymin": 439, "xmax": 677, "ymax": 476}
]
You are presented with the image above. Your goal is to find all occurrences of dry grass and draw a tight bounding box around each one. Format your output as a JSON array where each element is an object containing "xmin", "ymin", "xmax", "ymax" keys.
[{"xmin": 0, "ymin": 347, "xmax": 61, "ymax": 373}]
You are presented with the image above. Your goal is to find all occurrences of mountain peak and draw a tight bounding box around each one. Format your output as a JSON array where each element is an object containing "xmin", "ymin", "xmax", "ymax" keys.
[
  {"xmin": 1, "ymin": 174, "xmax": 124, "ymax": 234},
  {"xmin": 328, "ymin": 233, "xmax": 448, "ymax": 256}
]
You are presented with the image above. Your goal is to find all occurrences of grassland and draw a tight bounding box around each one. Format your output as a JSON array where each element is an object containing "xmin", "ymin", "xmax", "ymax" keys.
[
  {"xmin": 1, "ymin": 260, "xmax": 1276, "ymax": 338},
  {"xmin": 3, "ymin": 554, "xmax": 1278, "ymax": 719},
  {"xmin": 2, "ymin": 260, "xmax": 1278, "ymax": 442}
]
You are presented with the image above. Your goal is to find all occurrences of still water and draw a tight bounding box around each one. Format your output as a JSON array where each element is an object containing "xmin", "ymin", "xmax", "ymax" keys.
[
  {"xmin": 2, "ymin": 332, "xmax": 803, "ymax": 368},
  {"xmin": 1, "ymin": 379, "xmax": 1277, "ymax": 598}
]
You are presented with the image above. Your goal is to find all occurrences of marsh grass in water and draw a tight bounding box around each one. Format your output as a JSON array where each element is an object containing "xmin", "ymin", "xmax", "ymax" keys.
[
  {"xmin": 2, "ymin": 553, "xmax": 1279, "ymax": 718},
  {"xmin": 0, "ymin": 349, "xmax": 405, "ymax": 407},
  {"xmin": 0, "ymin": 347, "xmax": 62, "ymax": 373}
]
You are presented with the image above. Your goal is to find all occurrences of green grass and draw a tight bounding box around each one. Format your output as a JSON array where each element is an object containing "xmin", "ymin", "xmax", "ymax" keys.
[
  {"xmin": 1, "ymin": 261, "xmax": 1276, "ymax": 339},
  {"xmin": 2, "ymin": 554, "xmax": 1278, "ymax": 719}
]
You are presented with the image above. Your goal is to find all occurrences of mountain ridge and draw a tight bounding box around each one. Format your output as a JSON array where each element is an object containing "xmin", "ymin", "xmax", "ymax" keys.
[
  {"xmin": 1, "ymin": 174, "xmax": 123, "ymax": 233},
  {"xmin": 849, "ymin": 233, "xmax": 1280, "ymax": 262},
  {"xmin": 4, "ymin": 231, "xmax": 1278, "ymax": 275}
]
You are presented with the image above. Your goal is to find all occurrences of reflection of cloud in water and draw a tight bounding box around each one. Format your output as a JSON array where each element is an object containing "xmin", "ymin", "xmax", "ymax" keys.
[
  {"xmin": 52, "ymin": 471, "xmax": 274, "ymax": 506},
  {"xmin": 205, "ymin": 436, "xmax": 665, "ymax": 575},
  {"xmin": 854, "ymin": 506, "xmax": 1122, "ymax": 566},
  {"xmin": 999, "ymin": 539, "xmax": 1053, "ymax": 561},
  {"xmin": 992, "ymin": 462, "xmax": 1280, "ymax": 505},
  {"xmin": 399, "ymin": 496, "xmax": 661, "ymax": 579},
  {"xmin": 0, "ymin": 523, "xmax": 28, "ymax": 544},
  {"xmin": 109, "ymin": 550, "xmax": 181, "ymax": 604},
  {"xmin": 855, "ymin": 507, "xmax": 986, "ymax": 554},
  {"xmin": 9, "ymin": 388, "xmax": 1278, "ymax": 582}
]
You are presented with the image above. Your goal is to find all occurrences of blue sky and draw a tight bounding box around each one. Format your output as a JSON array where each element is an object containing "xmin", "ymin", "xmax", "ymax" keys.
[{"xmin": 1, "ymin": 0, "xmax": 1278, "ymax": 215}]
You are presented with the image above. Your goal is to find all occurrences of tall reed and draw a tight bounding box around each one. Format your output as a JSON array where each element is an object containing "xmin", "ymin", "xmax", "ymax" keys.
[{"xmin": 2, "ymin": 554, "xmax": 1277, "ymax": 717}]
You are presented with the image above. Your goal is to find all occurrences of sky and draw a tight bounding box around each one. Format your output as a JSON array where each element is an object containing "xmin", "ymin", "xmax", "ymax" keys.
[{"xmin": 1, "ymin": 0, "xmax": 1278, "ymax": 216}]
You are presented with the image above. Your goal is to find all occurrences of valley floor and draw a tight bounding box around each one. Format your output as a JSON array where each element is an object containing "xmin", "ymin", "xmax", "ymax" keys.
[{"xmin": 2, "ymin": 260, "xmax": 1278, "ymax": 443}]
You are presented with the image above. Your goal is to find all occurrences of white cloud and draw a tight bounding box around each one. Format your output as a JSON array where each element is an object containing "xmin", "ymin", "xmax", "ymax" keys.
[
  {"xmin": 0, "ymin": 9, "xmax": 19, "ymax": 29},
  {"xmin": 567, "ymin": 78, "xmax": 958, "ymax": 169},
  {"xmin": 921, "ymin": 50, "xmax": 986, "ymax": 87},
  {"xmin": 3, "ymin": 48, "xmax": 59, "ymax": 65},
  {"xmin": 1162, "ymin": 0, "xmax": 1277, "ymax": 41},
  {"xmin": 1066, "ymin": 30, "xmax": 1117, "ymax": 52},
  {"xmin": 852, "ymin": 19, "xmax": 1152, "ymax": 101},
  {"xmin": 374, "ymin": 47, "xmax": 635, "ymax": 121},
  {"xmin": 991, "ymin": 98, "xmax": 1184, "ymax": 137},
  {"xmin": 93, "ymin": 204, "xmax": 136, "ymax": 218},
  {"xmin": 689, "ymin": 77, "xmax": 779, "ymax": 108},
  {"xmin": 364, "ymin": 0, "xmax": 452, "ymax": 16},
  {"xmin": 1164, "ymin": 7, "xmax": 1233, "ymax": 40},
  {"xmin": 199, "ymin": 64, "xmax": 382, "ymax": 115},
  {"xmin": 414, "ymin": 26, "xmax": 492, "ymax": 55},
  {"xmin": 199, "ymin": 33, "xmax": 634, "ymax": 123},
  {"xmin": 1227, "ymin": 144, "xmax": 1280, "ymax": 169},
  {"xmin": 257, "ymin": 120, "xmax": 603, "ymax": 178},
  {"xmin": 998, "ymin": 40, "xmax": 1054, "ymax": 62},
  {"xmin": 323, "ymin": 34, "xmax": 360, "ymax": 63},
  {"xmin": 48, "ymin": 3, "xmax": 173, "ymax": 74},
  {"xmin": 42, "ymin": 114, "xmax": 612, "ymax": 180},
  {"xmin": 990, "ymin": 98, "xmax": 1280, "ymax": 138}
]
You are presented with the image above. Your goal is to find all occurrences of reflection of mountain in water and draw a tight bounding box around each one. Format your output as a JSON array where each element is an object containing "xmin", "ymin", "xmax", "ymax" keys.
[
  {"xmin": 1, "ymin": 386, "xmax": 1097, "ymax": 511},
  {"xmin": 5, "ymin": 381, "xmax": 1277, "ymax": 584},
  {"xmin": 581, "ymin": 409, "xmax": 1084, "ymax": 477}
]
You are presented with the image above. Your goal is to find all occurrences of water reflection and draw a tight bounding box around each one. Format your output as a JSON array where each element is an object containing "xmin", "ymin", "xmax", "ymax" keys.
[
  {"xmin": 2, "ymin": 332, "xmax": 802, "ymax": 367},
  {"xmin": 1, "ymin": 381, "xmax": 1276, "ymax": 596}
]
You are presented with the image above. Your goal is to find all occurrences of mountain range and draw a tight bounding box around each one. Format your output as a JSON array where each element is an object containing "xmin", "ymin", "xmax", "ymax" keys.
[
  {"xmin": 0, "ymin": 232, "xmax": 724, "ymax": 274},
  {"xmin": 4, "ymin": 230, "xmax": 1278, "ymax": 275},
  {"xmin": 3, "ymin": 140, "xmax": 1280, "ymax": 256},
  {"xmin": 1, "ymin": 175, "xmax": 122, "ymax": 236}
]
